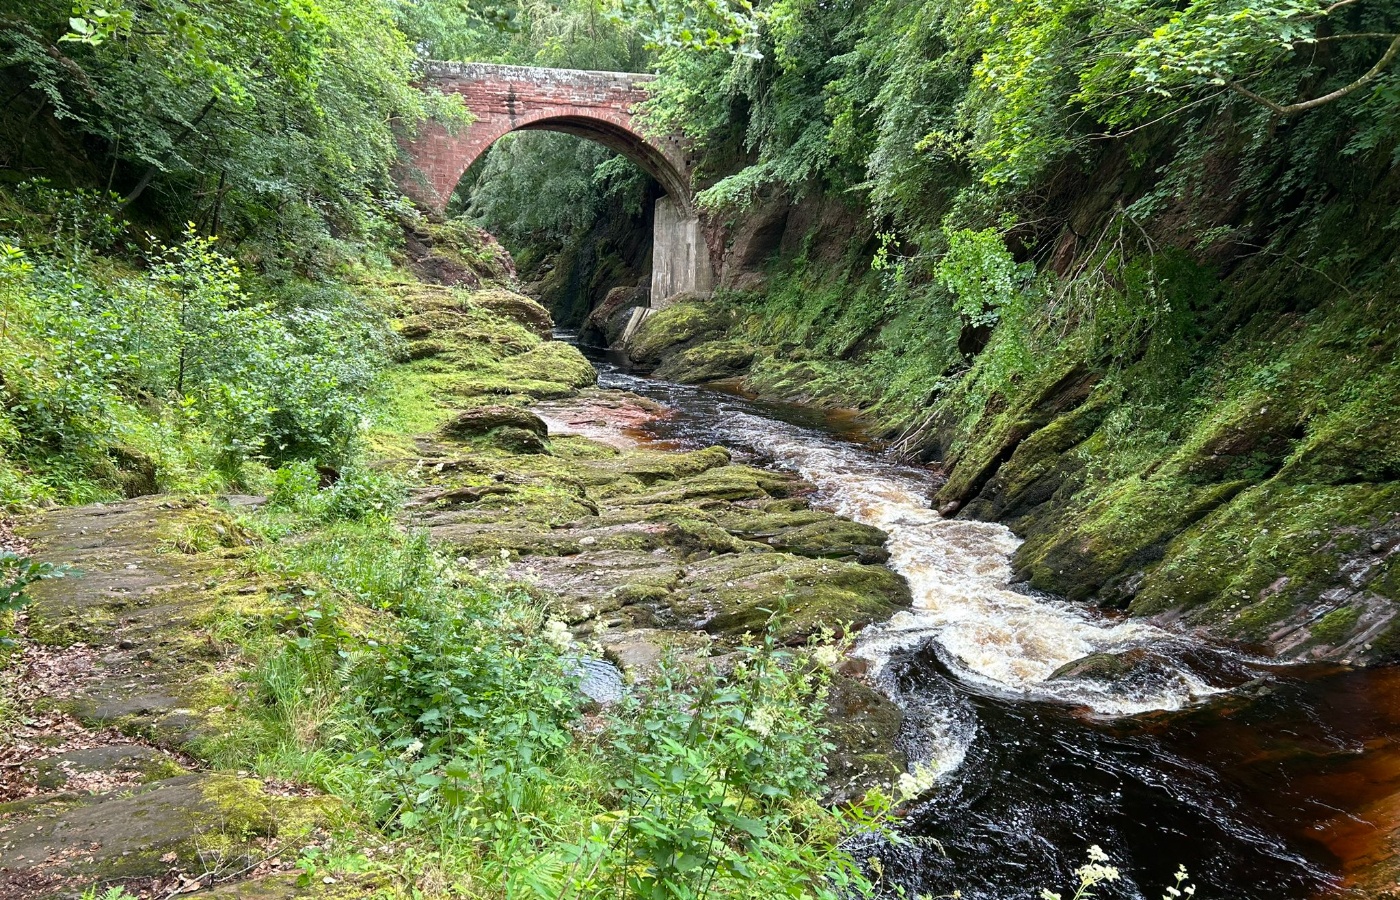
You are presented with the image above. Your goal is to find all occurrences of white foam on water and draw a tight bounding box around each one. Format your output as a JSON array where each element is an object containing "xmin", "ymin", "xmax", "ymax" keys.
[{"xmin": 729, "ymin": 413, "xmax": 1223, "ymax": 720}]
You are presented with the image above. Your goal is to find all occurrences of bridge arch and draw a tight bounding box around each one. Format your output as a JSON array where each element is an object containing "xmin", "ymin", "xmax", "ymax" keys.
[
  {"xmin": 399, "ymin": 62, "xmax": 693, "ymax": 215},
  {"xmin": 398, "ymin": 62, "xmax": 711, "ymax": 306}
]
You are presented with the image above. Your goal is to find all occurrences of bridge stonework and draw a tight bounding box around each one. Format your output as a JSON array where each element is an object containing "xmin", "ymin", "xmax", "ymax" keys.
[{"xmin": 400, "ymin": 62, "xmax": 712, "ymax": 307}]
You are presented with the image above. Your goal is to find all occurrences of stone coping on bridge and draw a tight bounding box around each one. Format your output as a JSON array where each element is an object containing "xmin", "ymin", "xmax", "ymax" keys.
[{"xmin": 423, "ymin": 60, "xmax": 656, "ymax": 86}]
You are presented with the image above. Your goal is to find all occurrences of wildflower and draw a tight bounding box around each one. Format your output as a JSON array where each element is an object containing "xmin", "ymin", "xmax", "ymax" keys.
[
  {"xmin": 400, "ymin": 739, "xmax": 423, "ymax": 760},
  {"xmin": 748, "ymin": 706, "xmax": 777, "ymax": 737},
  {"xmin": 896, "ymin": 761, "xmax": 942, "ymax": 801},
  {"xmin": 543, "ymin": 618, "xmax": 572, "ymax": 651},
  {"xmin": 811, "ymin": 644, "xmax": 842, "ymax": 669}
]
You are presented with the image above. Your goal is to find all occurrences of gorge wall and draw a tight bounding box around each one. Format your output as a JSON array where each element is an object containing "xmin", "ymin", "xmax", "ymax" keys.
[{"xmin": 612, "ymin": 136, "xmax": 1400, "ymax": 666}]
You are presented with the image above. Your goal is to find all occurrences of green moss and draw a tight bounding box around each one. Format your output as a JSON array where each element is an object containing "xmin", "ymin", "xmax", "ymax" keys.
[
  {"xmin": 422, "ymin": 218, "xmax": 518, "ymax": 287},
  {"xmin": 470, "ymin": 289, "xmax": 554, "ymax": 337},
  {"xmin": 1128, "ymin": 481, "xmax": 1397, "ymax": 630},
  {"xmin": 741, "ymin": 356, "xmax": 877, "ymax": 409},
  {"xmin": 654, "ymin": 339, "xmax": 756, "ymax": 383},
  {"xmin": 197, "ymin": 774, "xmax": 276, "ymax": 840},
  {"xmin": 1311, "ymin": 606, "xmax": 1362, "ymax": 645},
  {"xmin": 627, "ymin": 301, "xmax": 734, "ymax": 365},
  {"xmin": 676, "ymin": 552, "xmax": 912, "ymax": 644},
  {"xmin": 500, "ymin": 341, "xmax": 597, "ymax": 389}
]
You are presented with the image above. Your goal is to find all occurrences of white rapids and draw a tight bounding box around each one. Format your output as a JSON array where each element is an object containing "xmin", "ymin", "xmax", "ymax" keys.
[
  {"xmin": 725, "ymin": 411, "xmax": 1223, "ymax": 719},
  {"xmin": 576, "ymin": 364, "xmax": 1226, "ymax": 783}
]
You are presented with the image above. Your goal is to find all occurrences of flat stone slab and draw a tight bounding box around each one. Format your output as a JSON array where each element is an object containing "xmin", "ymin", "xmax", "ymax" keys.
[
  {"xmin": 0, "ymin": 774, "xmax": 274, "ymax": 884},
  {"xmin": 507, "ymin": 550, "xmax": 683, "ymax": 623},
  {"xmin": 21, "ymin": 744, "xmax": 180, "ymax": 793}
]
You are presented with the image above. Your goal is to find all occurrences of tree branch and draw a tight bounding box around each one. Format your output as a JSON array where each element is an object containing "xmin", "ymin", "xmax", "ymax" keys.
[
  {"xmin": 1305, "ymin": 32, "xmax": 1400, "ymax": 42},
  {"xmin": 1317, "ymin": 0, "xmax": 1365, "ymax": 17},
  {"xmin": 1228, "ymin": 32, "xmax": 1400, "ymax": 115},
  {"xmin": 120, "ymin": 94, "xmax": 218, "ymax": 209}
]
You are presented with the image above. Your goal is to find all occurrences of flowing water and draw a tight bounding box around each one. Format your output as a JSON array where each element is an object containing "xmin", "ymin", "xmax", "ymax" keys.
[{"xmin": 557, "ymin": 334, "xmax": 1400, "ymax": 899}]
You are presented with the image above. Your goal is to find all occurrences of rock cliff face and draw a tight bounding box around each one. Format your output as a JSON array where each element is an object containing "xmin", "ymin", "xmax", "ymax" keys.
[
  {"xmin": 526, "ymin": 187, "xmax": 658, "ymax": 330},
  {"xmin": 607, "ymin": 165, "xmax": 1400, "ymax": 666}
]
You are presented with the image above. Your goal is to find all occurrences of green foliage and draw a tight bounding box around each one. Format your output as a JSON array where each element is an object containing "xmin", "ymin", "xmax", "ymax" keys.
[
  {"xmin": 644, "ymin": 0, "xmax": 1397, "ymax": 212},
  {"xmin": 0, "ymin": 0, "xmax": 464, "ymax": 266},
  {"xmin": 323, "ymin": 466, "xmax": 406, "ymax": 522},
  {"xmin": 566, "ymin": 625, "xmax": 883, "ymax": 900},
  {"xmin": 459, "ymin": 132, "xmax": 651, "ymax": 257},
  {"xmin": 0, "ymin": 186, "xmax": 389, "ymax": 504},
  {"xmin": 937, "ymin": 227, "xmax": 1033, "ymax": 327},
  {"xmin": 267, "ymin": 460, "xmax": 405, "ymax": 523},
  {"xmin": 0, "ymin": 552, "xmax": 71, "ymax": 644},
  {"xmin": 79, "ymin": 888, "xmax": 140, "ymax": 900},
  {"xmin": 216, "ymin": 509, "xmax": 887, "ymax": 899}
]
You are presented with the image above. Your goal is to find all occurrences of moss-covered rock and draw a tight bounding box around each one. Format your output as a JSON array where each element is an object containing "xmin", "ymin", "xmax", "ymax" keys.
[
  {"xmin": 108, "ymin": 444, "xmax": 160, "ymax": 498},
  {"xmin": 400, "ymin": 213, "xmax": 518, "ymax": 290},
  {"xmin": 625, "ymin": 301, "xmax": 735, "ymax": 368},
  {"xmin": 713, "ymin": 505, "xmax": 891, "ymax": 563},
  {"xmin": 471, "ymin": 288, "xmax": 554, "ymax": 338},
  {"xmin": 823, "ymin": 673, "xmax": 908, "ymax": 805},
  {"xmin": 509, "ymin": 550, "xmax": 685, "ymax": 623},
  {"xmin": 0, "ymin": 774, "xmax": 275, "ymax": 884},
  {"xmin": 610, "ymin": 464, "xmax": 796, "ymax": 507},
  {"xmin": 501, "ymin": 340, "xmax": 599, "ymax": 389},
  {"xmin": 654, "ymin": 339, "xmax": 757, "ymax": 383},
  {"xmin": 670, "ymin": 552, "xmax": 911, "ymax": 644},
  {"xmin": 740, "ymin": 356, "xmax": 876, "ymax": 409},
  {"xmin": 441, "ymin": 405, "xmax": 549, "ymax": 439},
  {"xmin": 490, "ymin": 426, "xmax": 550, "ymax": 454},
  {"xmin": 20, "ymin": 744, "xmax": 186, "ymax": 792}
]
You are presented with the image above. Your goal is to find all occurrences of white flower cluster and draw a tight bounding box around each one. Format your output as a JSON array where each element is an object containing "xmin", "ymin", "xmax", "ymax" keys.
[
  {"xmin": 1074, "ymin": 845, "xmax": 1120, "ymax": 894},
  {"xmin": 810, "ymin": 644, "xmax": 842, "ymax": 669},
  {"xmin": 1163, "ymin": 864, "xmax": 1196, "ymax": 899},
  {"xmin": 896, "ymin": 761, "xmax": 943, "ymax": 801},
  {"xmin": 1041, "ymin": 845, "xmax": 1121, "ymax": 900},
  {"xmin": 747, "ymin": 706, "xmax": 777, "ymax": 737},
  {"xmin": 543, "ymin": 618, "xmax": 573, "ymax": 651}
]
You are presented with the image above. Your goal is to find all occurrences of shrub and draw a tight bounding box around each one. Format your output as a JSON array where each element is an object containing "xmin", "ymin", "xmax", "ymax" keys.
[
  {"xmin": 565, "ymin": 627, "xmax": 883, "ymax": 900},
  {"xmin": 322, "ymin": 466, "xmax": 405, "ymax": 522},
  {"xmin": 268, "ymin": 459, "xmax": 323, "ymax": 513},
  {"xmin": 0, "ymin": 205, "xmax": 389, "ymax": 497}
]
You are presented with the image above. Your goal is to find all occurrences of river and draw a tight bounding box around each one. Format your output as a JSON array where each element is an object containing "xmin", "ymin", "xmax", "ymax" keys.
[{"xmin": 561, "ymin": 334, "xmax": 1400, "ymax": 900}]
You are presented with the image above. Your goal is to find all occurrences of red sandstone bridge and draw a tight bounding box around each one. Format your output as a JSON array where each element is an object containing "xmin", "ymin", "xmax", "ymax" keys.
[{"xmin": 399, "ymin": 62, "xmax": 713, "ymax": 305}]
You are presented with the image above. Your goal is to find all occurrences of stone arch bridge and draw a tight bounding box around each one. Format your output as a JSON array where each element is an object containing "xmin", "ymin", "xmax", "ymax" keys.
[{"xmin": 399, "ymin": 62, "xmax": 713, "ymax": 307}]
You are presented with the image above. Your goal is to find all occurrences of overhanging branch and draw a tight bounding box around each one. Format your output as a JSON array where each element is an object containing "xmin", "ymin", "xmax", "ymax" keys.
[{"xmin": 1228, "ymin": 32, "xmax": 1400, "ymax": 115}]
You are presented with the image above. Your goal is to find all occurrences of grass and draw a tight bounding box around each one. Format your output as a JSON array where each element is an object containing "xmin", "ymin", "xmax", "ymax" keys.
[{"xmin": 199, "ymin": 495, "xmax": 878, "ymax": 898}]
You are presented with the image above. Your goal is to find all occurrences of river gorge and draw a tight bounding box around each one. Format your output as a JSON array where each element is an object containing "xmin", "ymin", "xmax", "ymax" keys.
[{"xmin": 542, "ymin": 335, "xmax": 1400, "ymax": 900}]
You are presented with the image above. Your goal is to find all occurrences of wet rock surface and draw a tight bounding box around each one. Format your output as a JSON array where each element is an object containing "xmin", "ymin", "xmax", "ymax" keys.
[
  {"xmin": 2, "ymin": 499, "xmax": 331, "ymax": 899},
  {"xmin": 384, "ymin": 381, "xmax": 915, "ymax": 801}
]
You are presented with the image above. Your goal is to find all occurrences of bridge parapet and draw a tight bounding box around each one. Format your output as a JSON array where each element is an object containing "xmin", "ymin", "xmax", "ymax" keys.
[{"xmin": 400, "ymin": 62, "xmax": 711, "ymax": 307}]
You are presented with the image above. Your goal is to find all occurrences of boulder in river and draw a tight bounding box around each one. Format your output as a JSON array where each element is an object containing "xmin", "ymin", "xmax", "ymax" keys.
[{"xmin": 1047, "ymin": 647, "xmax": 1188, "ymax": 696}]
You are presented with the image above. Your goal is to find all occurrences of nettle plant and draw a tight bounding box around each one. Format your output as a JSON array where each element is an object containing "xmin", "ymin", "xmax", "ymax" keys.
[{"xmin": 564, "ymin": 622, "xmax": 888, "ymax": 900}]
